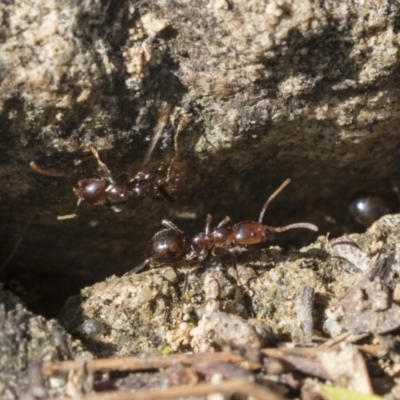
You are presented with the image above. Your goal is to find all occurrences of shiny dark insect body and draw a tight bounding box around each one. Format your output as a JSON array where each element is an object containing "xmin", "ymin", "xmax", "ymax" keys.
[
  {"xmin": 73, "ymin": 145, "xmax": 188, "ymax": 212},
  {"xmin": 31, "ymin": 108, "xmax": 189, "ymax": 215},
  {"xmin": 349, "ymin": 190, "xmax": 389, "ymax": 227},
  {"xmin": 131, "ymin": 179, "xmax": 318, "ymax": 290}
]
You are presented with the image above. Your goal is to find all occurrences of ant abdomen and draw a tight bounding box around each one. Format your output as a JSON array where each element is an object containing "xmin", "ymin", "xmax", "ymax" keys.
[
  {"xmin": 74, "ymin": 179, "xmax": 108, "ymax": 205},
  {"xmin": 233, "ymin": 222, "xmax": 275, "ymax": 245}
]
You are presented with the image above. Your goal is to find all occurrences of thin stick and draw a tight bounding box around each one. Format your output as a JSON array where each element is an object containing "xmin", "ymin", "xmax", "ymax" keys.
[
  {"xmin": 30, "ymin": 161, "xmax": 68, "ymax": 178},
  {"xmin": 259, "ymin": 179, "xmax": 291, "ymax": 223},
  {"xmin": 42, "ymin": 352, "xmax": 249, "ymax": 375},
  {"xmin": 269, "ymin": 222, "xmax": 318, "ymax": 232},
  {"xmin": 63, "ymin": 379, "xmax": 286, "ymax": 400},
  {"xmin": 142, "ymin": 105, "xmax": 172, "ymax": 167}
]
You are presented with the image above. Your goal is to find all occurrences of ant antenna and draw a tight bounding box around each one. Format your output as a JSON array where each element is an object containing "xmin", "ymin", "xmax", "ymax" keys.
[
  {"xmin": 88, "ymin": 145, "xmax": 113, "ymax": 180},
  {"xmin": 142, "ymin": 105, "xmax": 172, "ymax": 167},
  {"xmin": 166, "ymin": 114, "xmax": 189, "ymax": 182},
  {"xmin": 269, "ymin": 222, "xmax": 318, "ymax": 233},
  {"xmin": 259, "ymin": 178, "xmax": 291, "ymax": 223},
  {"xmin": 30, "ymin": 161, "xmax": 69, "ymax": 178}
]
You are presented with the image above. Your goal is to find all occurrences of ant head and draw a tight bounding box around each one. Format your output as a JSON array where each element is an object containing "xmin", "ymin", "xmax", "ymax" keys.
[{"xmin": 147, "ymin": 228, "xmax": 189, "ymax": 263}]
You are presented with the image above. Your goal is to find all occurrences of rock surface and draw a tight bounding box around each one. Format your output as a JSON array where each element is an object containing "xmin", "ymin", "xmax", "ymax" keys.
[
  {"xmin": 0, "ymin": 284, "xmax": 90, "ymax": 399},
  {"xmin": 60, "ymin": 214, "xmax": 400, "ymax": 357},
  {"xmin": 1, "ymin": 0, "xmax": 400, "ymax": 317}
]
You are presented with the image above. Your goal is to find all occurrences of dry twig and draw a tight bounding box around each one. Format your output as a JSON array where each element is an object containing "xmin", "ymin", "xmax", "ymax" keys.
[{"xmin": 42, "ymin": 352, "xmax": 253, "ymax": 375}]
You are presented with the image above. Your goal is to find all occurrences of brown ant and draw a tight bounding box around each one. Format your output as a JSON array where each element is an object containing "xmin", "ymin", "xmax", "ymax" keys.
[
  {"xmin": 130, "ymin": 178, "xmax": 318, "ymax": 305},
  {"xmin": 349, "ymin": 190, "xmax": 390, "ymax": 227},
  {"xmin": 31, "ymin": 107, "xmax": 189, "ymax": 217}
]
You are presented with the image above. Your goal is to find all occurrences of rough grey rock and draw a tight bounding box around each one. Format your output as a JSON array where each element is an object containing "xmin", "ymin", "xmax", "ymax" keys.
[
  {"xmin": 59, "ymin": 214, "xmax": 400, "ymax": 357},
  {"xmin": 0, "ymin": 284, "xmax": 90, "ymax": 399},
  {"xmin": 1, "ymin": 0, "xmax": 400, "ymax": 317}
]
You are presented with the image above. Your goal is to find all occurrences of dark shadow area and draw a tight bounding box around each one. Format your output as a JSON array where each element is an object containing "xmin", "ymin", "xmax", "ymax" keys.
[{"xmin": 2, "ymin": 109, "xmax": 400, "ymax": 318}]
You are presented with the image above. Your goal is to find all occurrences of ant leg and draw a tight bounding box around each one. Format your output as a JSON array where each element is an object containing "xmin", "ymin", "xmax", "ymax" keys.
[
  {"xmin": 179, "ymin": 268, "xmax": 191, "ymax": 319},
  {"xmin": 161, "ymin": 219, "xmax": 183, "ymax": 233},
  {"xmin": 124, "ymin": 259, "xmax": 149, "ymax": 276},
  {"xmin": 58, "ymin": 199, "xmax": 81, "ymax": 220},
  {"xmin": 217, "ymin": 215, "xmax": 231, "ymax": 228},
  {"xmin": 179, "ymin": 264, "xmax": 202, "ymax": 319},
  {"xmin": 87, "ymin": 145, "xmax": 113, "ymax": 181},
  {"xmin": 142, "ymin": 105, "xmax": 172, "ymax": 167},
  {"xmin": 134, "ymin": 196, "xmax": 143, "ymax": 214},
  {"xmin": 57, "ymin": 214, "xmax": 77, "ymax": 220},
  {"xmin": 212, "ymin": 247, "xmax": 249, "ymax": 291},
  {"xmin": 155, "ymin": 180, "xmax": 176, "ymax": 203},
  {"xmin": 166, "ymin": 114, "xmax": 190, "ymax": 184},
  {"xmin": 205, "ymin": 214, "xmax": 212, "ymax": 235},
  {"xmin": 268, "ymin": 222, "xmax": 318, "ymax": 233},
  {"xmin": 182, "ymin": 268, "xmax": 192, "ymax": 300},
  {"xmin": 259, "ymin": 178, "xmax": 291, "ymax": 223}
]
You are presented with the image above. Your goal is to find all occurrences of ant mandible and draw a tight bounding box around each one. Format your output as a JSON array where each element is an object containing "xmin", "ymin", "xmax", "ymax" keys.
[
  {"xmin": 30, "ymin": 107, "xmax": 189, "ymax": 217},
  {"xmin": 130, "ymin": 178, "xmax": 318, "ymax": 295}
]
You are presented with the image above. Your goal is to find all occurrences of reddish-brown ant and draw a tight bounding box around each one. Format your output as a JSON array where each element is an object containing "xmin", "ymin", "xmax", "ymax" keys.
[
  {"xmin": 30, "ymin": 107, "xmax": 189, "ymax": 217},
  {"xmin": 130, "ymin": 178, "xmax": 318, "ymax": 301}
]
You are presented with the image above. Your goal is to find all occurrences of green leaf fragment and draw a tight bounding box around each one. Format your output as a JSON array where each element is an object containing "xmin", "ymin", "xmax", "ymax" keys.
[{"xmin": 319, "ymin": 384, "xmax": 385, "ymax": 400}]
